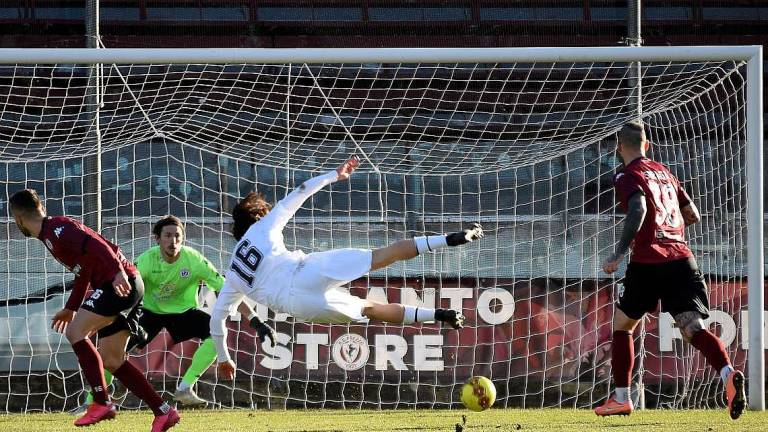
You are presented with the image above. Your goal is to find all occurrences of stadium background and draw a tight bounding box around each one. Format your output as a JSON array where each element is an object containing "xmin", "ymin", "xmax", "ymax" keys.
[{"xmin": 0, "ymin": 0, "xmax": 767, "ymax": 412}]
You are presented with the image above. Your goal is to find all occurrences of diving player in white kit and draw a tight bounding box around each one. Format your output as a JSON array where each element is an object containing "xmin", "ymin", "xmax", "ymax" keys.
[{"xmin": 210, "ymin": 155, "xmax": 484, "ymax": 379}]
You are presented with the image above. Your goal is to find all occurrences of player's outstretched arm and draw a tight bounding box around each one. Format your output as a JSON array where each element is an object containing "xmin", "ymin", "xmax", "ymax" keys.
[
  {"xmin": 681, "ymin": 202, "xmax": 701, "ymax": 226},
  {"xmin": 267, "ymin": 155, "xmax": 360, "ymax": 230},
  {"xmin": 209, "ymin": 283, "xmax": 244, "ymax": 380},
  {"xmin": 603, "ymin": 193, "xmax": 647, "ymax": 274}
]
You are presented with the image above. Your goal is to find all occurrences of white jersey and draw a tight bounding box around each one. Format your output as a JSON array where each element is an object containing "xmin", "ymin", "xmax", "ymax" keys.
[
  {"xmin": 211, "ymin": 170, "xmax": 372, "ymax": 363},
  {"xmin": 224, "ymin": 170, "xmax": 337, "ymax": 309}
]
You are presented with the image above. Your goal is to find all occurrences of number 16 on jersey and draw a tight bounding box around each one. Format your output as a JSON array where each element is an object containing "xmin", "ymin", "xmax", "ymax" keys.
[{"xmin": 230, "ymin": 239, "xmax": 262, "ymax": 285}]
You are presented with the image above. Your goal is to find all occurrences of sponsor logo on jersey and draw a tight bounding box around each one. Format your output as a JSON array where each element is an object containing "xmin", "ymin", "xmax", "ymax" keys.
[
  {"xmin": 332, "ymin": 333, "xmax": 369, "ymax": 371},
  {"xmin": 155, "ymin": 283, "xmax": 175, "ymax": 300},
  {"xmin": 180, "ymin": 268, "xmax": 190, "ymax": 278},
  {"xmin": 84, "ymin": 300, "xmax": 95, "ymax": 307},
  {"xmin": 53, "ymin": 226, "xmax": 64, "ymax": 238},
  {"xmin": 617, "ymin": 283, "xmax": 625, "ymax": 299}
]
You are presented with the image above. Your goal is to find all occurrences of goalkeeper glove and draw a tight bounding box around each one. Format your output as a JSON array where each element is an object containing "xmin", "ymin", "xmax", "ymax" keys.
[{"xmin": 249, "ymin": 316, "xmax": 276, "ymax": 347}]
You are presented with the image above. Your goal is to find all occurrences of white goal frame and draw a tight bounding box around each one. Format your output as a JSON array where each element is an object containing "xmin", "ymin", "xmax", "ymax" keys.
[{"xmin": 0, "ymin": 45, "xmax": 763, "ymax": 410}]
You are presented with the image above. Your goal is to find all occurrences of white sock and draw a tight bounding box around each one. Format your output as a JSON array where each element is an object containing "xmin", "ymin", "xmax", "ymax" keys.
[
  {"xmin": 413, "ymin": 235, "xmax": 448, "ymax": 254},
  {"xmin": 402, "ymin": 305, "xmax": 417, "ymax": 324},
  {"xmin": 614, "ymin": 387, "xmax": 630, "ymax": 403},
  {"xmin": 402, "ymin": 305, "xmax": 436, "ymax": 324},
  {"xmin": 720, "ymin": 365, "xmax": 735, "ymax": 383},
  {"xmin": 416, "ymin": 307, "xmax": 436, "ymax": 323},
  {"xmin": 176, "ymin": 381, "xmax": 191, "ymax": 392}
]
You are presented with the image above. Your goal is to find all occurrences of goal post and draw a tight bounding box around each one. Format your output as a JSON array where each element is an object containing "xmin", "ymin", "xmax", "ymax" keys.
[
  {"xmin": 745, "ymin": 46, "xmax": 766, "ymax": 411},
  {"xmin": 0, "ymin": 46, "xmax": 763, "ymax": 411}
]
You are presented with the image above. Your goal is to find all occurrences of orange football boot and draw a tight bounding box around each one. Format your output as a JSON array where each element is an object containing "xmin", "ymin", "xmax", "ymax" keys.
[
  {"xmin": 594, "ymin": 396, "xmax": 633, "ymax": 417},
  {"xmin": 725, "ymin": 370, "xmax": 746, "ymax": 420}
]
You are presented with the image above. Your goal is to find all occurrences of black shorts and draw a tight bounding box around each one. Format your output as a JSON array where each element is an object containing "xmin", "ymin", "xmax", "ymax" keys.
[
  {"xmin": 80, "ymin": 276, "xmax": 145, "ymax": 339},
  {"xmin": 617, "ymin": 257, "xmax": 710, "ymax": 320},
  {"xmin": 128, "ymin": 307, "xmax": 212, "ymax": 351}
]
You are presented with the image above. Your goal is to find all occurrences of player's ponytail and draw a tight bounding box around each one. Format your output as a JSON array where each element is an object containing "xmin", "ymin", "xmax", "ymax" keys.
[{"xmin": 231, "ymin": 192, "xmax": 272, "ymax": 240}]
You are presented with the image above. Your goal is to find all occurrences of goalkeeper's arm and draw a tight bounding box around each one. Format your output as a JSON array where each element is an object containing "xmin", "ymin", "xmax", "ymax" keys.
[
  {"xmin": 263, "ymin": 155, "xmax": 359, "ymax": 231},
  {"xmin": 209, "ymin": 284, "xmax": 244, "ymax": 365}
]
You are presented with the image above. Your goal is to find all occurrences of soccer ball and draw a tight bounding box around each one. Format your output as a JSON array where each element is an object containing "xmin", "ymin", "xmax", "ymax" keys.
[{"xmin": 461, "ymin": 376, "xmax": 496, "ymax": 411}]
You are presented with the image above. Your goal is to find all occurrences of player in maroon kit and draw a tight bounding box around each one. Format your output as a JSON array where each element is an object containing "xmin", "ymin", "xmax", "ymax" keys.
[
  {"xmin": 595, "ymin": 121, "xmax": 745, "ymax": 419},
  {"xmin": 9, "ymin": 189, "xmax": 180, "ymax": 431}
]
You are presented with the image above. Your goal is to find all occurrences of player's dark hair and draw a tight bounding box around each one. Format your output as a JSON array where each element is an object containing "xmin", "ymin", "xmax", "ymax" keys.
[
  {"xmin": 231, "ymin": 192, "xmax": 272, "ymax": 240},
  {"xmin": 152, "ymin": 215, "xmax": 184, "ymax": 238},
  {"xmin": 618, "ymin": 120, "xmax": 646, "ymax": 149},
  {"xmin": 8, "ymin": 189, "xmax": 46, "ymax": 216}
]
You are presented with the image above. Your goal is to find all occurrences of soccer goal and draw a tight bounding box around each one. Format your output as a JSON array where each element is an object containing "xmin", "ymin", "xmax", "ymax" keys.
[{"xmin": 0, "ymin": 46, "xmax": 763, "ymax": 412}]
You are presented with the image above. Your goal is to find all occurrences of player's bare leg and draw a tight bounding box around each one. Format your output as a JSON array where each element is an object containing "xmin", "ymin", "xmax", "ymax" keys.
[
  {"xmin": 595, "ymin": 308, "xmax": 639, "ymax": 417},
  {"xmin": 370, "ymin": 240, "xmax": 418, "ymax": 270},
  {"xmin": 362, "ymin": 302, "xmax": 406, "ymax": 322},
  {"xmin": 99, "ymin": 331, "xmax": 133, "ymax": 372},
  {"xmin": 674, "ymin": 311, "xmax": 745, "ymax": 419},
  {"xmin": 371, "ymin": 223, "xmax": 484, "ymax": 271},
  {"xmin": 367, "ymin": 224, "xmax": 482, "ymax": 329}
]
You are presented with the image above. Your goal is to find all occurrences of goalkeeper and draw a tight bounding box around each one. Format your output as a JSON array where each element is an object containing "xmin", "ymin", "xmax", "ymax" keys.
[
  {"xmin": 82, "ymin": 216, "xmax": 274, "ymax": 407},
  {"xmin": 211, "ymin": 155, "xmax": 483, "ymax": 379}
]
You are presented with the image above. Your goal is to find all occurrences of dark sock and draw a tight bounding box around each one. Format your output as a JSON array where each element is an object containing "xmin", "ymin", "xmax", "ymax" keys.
[
  {"xmin": 112, "ymin": 360, "xmax": 166, "ymax": 416},
  {"xmin": 71, "ymin": 339, "xmax": 109, "ymax": 405},
  {"xmin": 612, "ymin": 330, "xmax": 634, "ymax": 388},
  {"xmin": 690, "ymin": 329, "xmax": 730, "ymax": 372}
]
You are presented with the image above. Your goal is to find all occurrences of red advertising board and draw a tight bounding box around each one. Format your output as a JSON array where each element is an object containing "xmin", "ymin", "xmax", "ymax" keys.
[{"xmin": 134, "ymin": 278, "xmax": 764, "ymax": 385}]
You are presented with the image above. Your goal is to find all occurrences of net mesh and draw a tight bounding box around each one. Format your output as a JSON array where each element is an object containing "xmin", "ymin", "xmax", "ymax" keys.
[{"xmin": 0, "ymin": 57, "xmax": 750, "ymax": 411}]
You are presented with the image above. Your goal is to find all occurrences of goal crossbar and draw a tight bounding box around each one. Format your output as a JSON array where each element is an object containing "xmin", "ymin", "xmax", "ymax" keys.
[{"xmin": 0, "ymin": 46, "xmax": 762, "ymax": 64}]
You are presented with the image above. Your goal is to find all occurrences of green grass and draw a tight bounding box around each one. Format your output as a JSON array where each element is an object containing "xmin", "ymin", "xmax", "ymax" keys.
[{"xmin": 2, "ymin": 408, "xmax": 766, "ymax": 431}]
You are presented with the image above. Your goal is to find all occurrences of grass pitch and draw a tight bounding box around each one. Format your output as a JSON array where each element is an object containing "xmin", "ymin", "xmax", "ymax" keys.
[{"xmin": 2, "ymin": 408, "xmax": 766, "ymax": 431}]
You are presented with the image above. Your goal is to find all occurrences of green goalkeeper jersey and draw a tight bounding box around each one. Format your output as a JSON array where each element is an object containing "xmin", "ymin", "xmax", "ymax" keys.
[{"xmin": 136, "ymin": 245, "xmax": 224, "ymax": 314}]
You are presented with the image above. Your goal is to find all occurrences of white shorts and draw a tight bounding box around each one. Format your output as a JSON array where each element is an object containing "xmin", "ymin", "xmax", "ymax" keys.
[{"xmin": 286, "ymin": 248, "xmax": 372, "ymax": 324}]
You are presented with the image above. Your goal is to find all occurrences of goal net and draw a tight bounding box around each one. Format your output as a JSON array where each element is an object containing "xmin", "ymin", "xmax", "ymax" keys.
[{"xmin": 0, "ymin": 47, "xmax": 762, "ymax": 412}]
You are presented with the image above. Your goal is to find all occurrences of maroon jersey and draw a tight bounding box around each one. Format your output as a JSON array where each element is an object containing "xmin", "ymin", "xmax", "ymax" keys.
[
  {"xmin": 37, "ymin": 216, "xmax": 138, "ymax": 311},
  {"xmin": 614, "ymin": 157, "xmax": 694, "ymax": 264}
]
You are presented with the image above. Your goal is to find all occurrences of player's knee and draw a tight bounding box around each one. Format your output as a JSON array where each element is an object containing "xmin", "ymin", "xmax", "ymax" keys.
[
  {"xmin": 675, "ymin": 311, "xmax": 705, "ymax": 342},
  {"xmin": 369, "ymin": 249, "xmax": 389, "ymax": 271},
  {"xmin": 360, "ymin": 301, "xmax": 376, "ymax": 318},
  {"xmin": 64, "ymin": 325, "xmax": 84, "ymax": 344},
  {"xmin": 100, "ymin": 350, "xmax": 127, "ymax": 372},
  {"xmin": 613, "ymin": 309, "xmax": 640, "ymax": 332}
]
